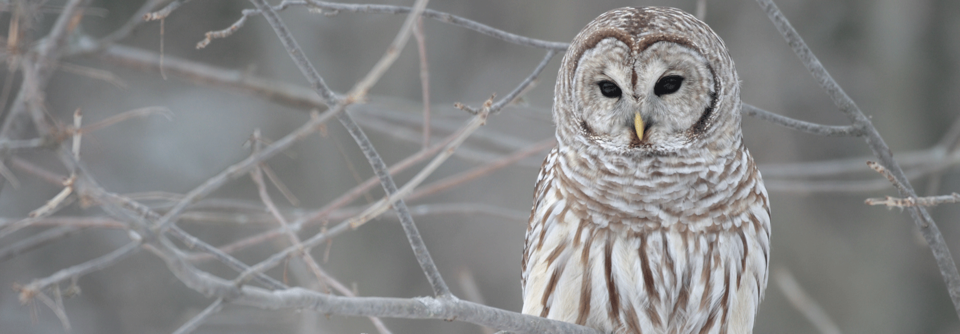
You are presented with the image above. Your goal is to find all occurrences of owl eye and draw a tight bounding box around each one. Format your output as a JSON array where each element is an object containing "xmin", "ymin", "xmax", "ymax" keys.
[
  {"xmin": 597, "ymin": 81, "xmax": 622, "ymax": 98},
  {"xmin": 654, "ymin": 75, "xmax": 684, "ymax": 96}
]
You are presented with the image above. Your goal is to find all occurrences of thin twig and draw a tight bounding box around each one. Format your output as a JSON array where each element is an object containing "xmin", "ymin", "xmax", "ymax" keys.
[
  {"xmin": 458, "ymin": 268, "xmax": 495, "ymax": 334},
  {"xmin": 198, "ymin": 0, "xmax": 569, "ymax": 51},
  {"xmin": 865, "ymin": 193, "xmax": 960, "ymax": 208},
  {"xmin": 413, "ymin": 17, "xmax": 431, "ymax": 148},
  {"xmin": 143, "ymin": 0, "xmax": 192, "ymax": 21},
  {"xmin": 491, "ymin": 50, "xmax": 557, "ymax": 113},
  {"xmin": 338, "ymin": 111, "xmax": 451, "ymax": 297},
  {"xmin": 75, "ymin": 175, "xmax": 290, "ymax": 290},
  {"xmin": 346, "ymin": 108, "xmax": 489, "ymax": 230},
  {"xmin": 171, "ymin": 298, "xmax": 223, "ymax": 334},
  {"xmin": 154, "ymin": 110, "xmax": 338, "ymax": 231},
  {"xmin": 261, "ymin": 163, "xmax": 301, "ymax": 207},
  {"xmin": 695, "ymin": 0, "xmax": 707, "ymax": 20},
  {"xmin": 34, "ymin": 290, "xmax": 71, "ymax": 331},
  {"xmin": 148, "ymin": 239, "xmax": 602, "ymax": 334},
  {"xmin": 406, "ymin": 138, "xmax": 555, "ymax": 202},
  {"xmin": 57, "ymin": 62, "xmax": 127, "ymax": 88},
  {"xmin": 95, "ymin": 0, "xmax": 163, "ymax": 48},
  {"xmin": 247, "ymin": 0, "xmax": 339, "ymax": 106},
  {"xmin": 0, "ymin": 0, "xmax": 91, "ymax": 193},
  {"xmin": 342, "ymin": 0, "xmax": 430, "ymax": 103},
  {"xmin": 77, "ymin": 106, "xmax": 172, "ymax": 134},
  {"xmin": 0, "ymin": 160, "xmax": 21, "ymax": 189},
  {"xmin": 186, "ymin": 127, "xmax": 464, "ymax": 262},
  {"xmin": 757, "ymin": 0, "xmax": 960, "ymax": 317},
  {"xmin": 742, "ymin": 103, "xmax": 862, "ymax": 137},
  {"xmin": 252, "ymin": 150, "xmax": 394, "ymax": 332},
  {"xmin": 97, "ymin": 45, "xmax": 326, "ymax": 109},
  {"xmin": 185, "ymin": 48, "xmax": 555, "ymax": 263},
  {"xmin": 9, "ymin": 157, "xmax": 75, "ymax": 188},
  {"xmin": 195, "ymin": 10, "xmax": 252, "ymax": 49},
  {"xmin": 775, "ymin": 267, "xmax": 842, "ymax": 334},
  {"xmin": 249, "ymin": 134, "xmax": 393, "ymax": 334},
  {"xmin": 249, "ymin": 128, "xmax": 327, "ymax": 288},
  {"xmin": 17, "ymin": 241, "xmax": 142, "ymax": 304},
  {"xmin": 0, "ymin": 226, "xmax": 84, "ymax": 263}
]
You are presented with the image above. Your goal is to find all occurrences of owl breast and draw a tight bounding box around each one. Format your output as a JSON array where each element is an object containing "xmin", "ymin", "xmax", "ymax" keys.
[{"xmin": 521, "ymin": 145, "xmax": 770, "ymax": 334}]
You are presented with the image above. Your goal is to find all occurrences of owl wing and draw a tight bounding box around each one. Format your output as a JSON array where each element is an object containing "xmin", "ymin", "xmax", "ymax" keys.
[{"xmin": 522, "ymin": 146, "xmax": 560, "ymax": 292}]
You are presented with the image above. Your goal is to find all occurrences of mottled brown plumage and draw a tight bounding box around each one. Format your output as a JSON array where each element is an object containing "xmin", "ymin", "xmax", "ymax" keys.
[{"xmin": 522, "ymin": 7, "xmax": 770, "ymax": 334}]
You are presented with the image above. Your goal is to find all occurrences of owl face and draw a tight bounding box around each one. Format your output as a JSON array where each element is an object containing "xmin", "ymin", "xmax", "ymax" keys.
[
  {"xmin": 574, "ymin": 37, "xmax": 717, "ymax": 150},
  {"xmin": 555, "ymin": 7, "xmax": 739, "ymax": 155}
]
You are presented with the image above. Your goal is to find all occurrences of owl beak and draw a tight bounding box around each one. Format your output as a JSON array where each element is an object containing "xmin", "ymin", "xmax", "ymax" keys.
[{"xmin": 633, "ymin": 112, "xmax": 645, "ymax": 140}]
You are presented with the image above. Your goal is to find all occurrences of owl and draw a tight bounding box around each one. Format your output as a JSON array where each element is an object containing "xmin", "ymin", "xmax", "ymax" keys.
[{"xmin": 521, "ymin": 7, "xmax": 770, "ymax": 334}]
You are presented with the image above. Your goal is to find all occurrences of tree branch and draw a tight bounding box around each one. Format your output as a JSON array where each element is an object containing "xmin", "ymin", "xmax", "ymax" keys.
[
  {"xmin": 865, "ymin": 193, "xmax": 960, "ymax": 208},
  {"xmin": 148, "ymin": 239, "xmax": 601, "ymax": 334},
  {"xmin": 756, "ymin": 0, "xmax": 960, "ymax": 318},
  {"xmin": 17, "ymin": 241, "xmax": 141, "ymax": 303},
  {"xmin": 742, "ymin": 103, "xmax": 862, "ymax": 137}
]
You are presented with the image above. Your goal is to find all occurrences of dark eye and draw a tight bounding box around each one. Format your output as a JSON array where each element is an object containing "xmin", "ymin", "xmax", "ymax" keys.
[
  {"xmin": 597, "ymin": 80, "xmax": 622, "ymax": 98},
  {"xmin": 654, "ymin": 75, "xmax": 684, "ymax": 96}
]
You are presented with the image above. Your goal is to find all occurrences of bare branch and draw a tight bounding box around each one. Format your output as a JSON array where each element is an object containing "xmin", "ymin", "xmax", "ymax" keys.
[
  {"xmin": 34, "ymin": 290, "xmax": 71, "ymax": 331},
  {"xmin": 491, "ymin": 50, "xmax": 557, "ymax": 113},
  {"xmin": 347, "ymin": 109, "xmax": 489, "ymax": 230},
  {"xmin": 407, "ymin": 138, "xmax": 555, "ymax": 202},
  {"xmin": 200, "ymin": 0, "xmax": 569, "ymax": 51},
  {"xmin": 247, "ymin": 0, "xmax": 339, "ymax": 106},
  {"xmin": 742, "ymin": 103, "xmax": 862, "ymax": 137},
  {"xmin": 154, "ymin": 110, "xmax": 337, "ymax": 231},
  {"xmin": 695, "ymin": 0, "xmax": 707, "ymax": 21},
  {"xmin": 345, "ymin": 0, "xmax": 431, "ymax": 102},
  {"xmin": 757, "ymin": 0, "xmax": 960, "ymax": 316},
  {"xmin": 143, "ymin": 0, "xmax": 192, "ymax": 21},
  {"xmin": 195, "ymin": 10, "xmax": 252, "ymax": 49},
  {"xmin": 0, "ymin": 0, "xmax": 91, "ymax": 193},
  {"xmin": 57, "ymin": 62, "xmax": 128, "ymax": 88},
  {"xmin": 17, "ymin": 241, "xmax": 141, "ymax": 304},
  {"xmin": 866, "ymin": 193, "xmax": 960, "ymax": 208},
  {"xmin": 413, "ymin": 17, "xmax": 431, "ymax": 148},
  {"xmin": 248, "ymin": 130, "xmax": 395, "ymax": 334},
  {"xmin": 97, "ymin": 0, "xmax": 164, "ymax": 47},
  {"xmin": 775, "ymin": 267, "xmax": 842, "ymax": 334},
  {"xmin": 96, "ymin": 45, "xmax": 325, "ymax": 110},
  {"xmin": 189, "ymin": 128, "xmax": 463, "ymax": 263},
  {"xmin": 0, "ymin": 138, "xmax": 46, "ymax": 151},
  {"xmin": 338, "ymin": 111, "xmax": 451, "ymax": 297},
  {"xmin": 148, "ymin": 240, "xmax": 602, "ymax": 334},
  {"xmin": 172, "ymin": 298, "xmax": 223, "ymax": 334},
  {"xmin": 0, "ymin": 160, "xmax": 19, "ymax": 189},
  {"xmin": 0, "ymin": 226, "xmax": 84, "ymax": 263},
  {"xmin": 77, "ymin": 106, "xmax": 172, "ymax": 134},
  {"xmin": 459, "ymin": 269, "xmax": 496, "ymax": 334}
]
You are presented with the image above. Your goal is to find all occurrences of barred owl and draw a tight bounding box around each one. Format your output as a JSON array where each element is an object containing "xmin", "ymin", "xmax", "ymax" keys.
[{"xmin": 521, "ymin": 7, "xmax": 770, "ymax": 334}]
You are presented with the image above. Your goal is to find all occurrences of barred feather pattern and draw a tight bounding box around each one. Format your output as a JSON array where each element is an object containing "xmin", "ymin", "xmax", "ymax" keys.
[{"xmin": 521, "ymin": 7, "xmax": 770, "ymax": 334}]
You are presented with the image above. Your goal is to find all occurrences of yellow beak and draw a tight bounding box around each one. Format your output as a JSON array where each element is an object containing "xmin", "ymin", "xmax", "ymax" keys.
[{"xmin": 634, "ymin": 112, "xmax": 644, "ymax": 141}]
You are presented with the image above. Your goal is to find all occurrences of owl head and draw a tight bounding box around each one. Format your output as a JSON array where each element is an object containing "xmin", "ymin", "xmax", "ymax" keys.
[{"xmin": 554, "ymin": 7, "xmax": 742, "ymax": 157}]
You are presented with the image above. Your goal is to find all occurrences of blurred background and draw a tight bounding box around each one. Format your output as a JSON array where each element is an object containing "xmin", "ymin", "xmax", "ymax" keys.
[{"xmin": 1, "ymin": 0, "xmax": 959, "ymax": 333}]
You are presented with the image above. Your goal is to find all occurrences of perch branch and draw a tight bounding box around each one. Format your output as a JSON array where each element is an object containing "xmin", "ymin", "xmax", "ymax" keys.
[{"xmin": 148, "ymin": 239, "xmax": 602, "ymax": 334}]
